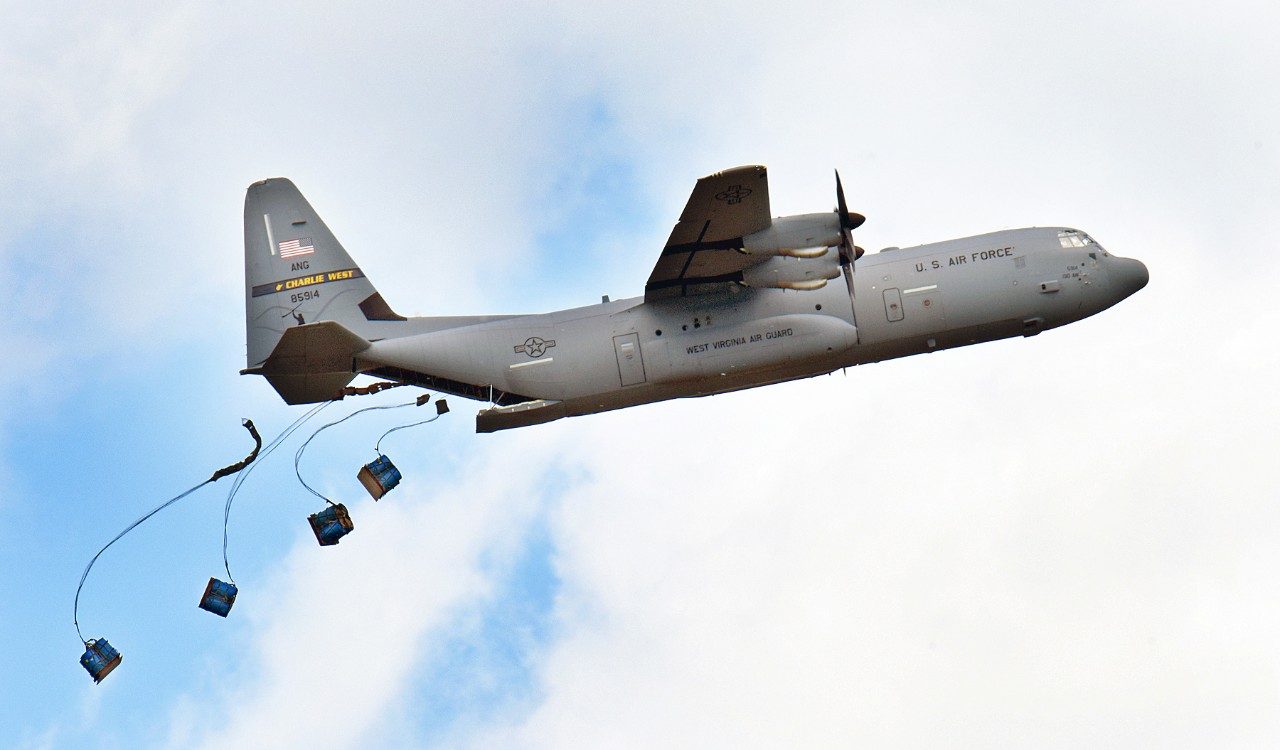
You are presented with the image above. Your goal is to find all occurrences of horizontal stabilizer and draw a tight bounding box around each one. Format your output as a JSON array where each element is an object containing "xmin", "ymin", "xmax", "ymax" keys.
[{"xmin": 246, "ymin": 321, "xmax": 371, "ymax": 404}]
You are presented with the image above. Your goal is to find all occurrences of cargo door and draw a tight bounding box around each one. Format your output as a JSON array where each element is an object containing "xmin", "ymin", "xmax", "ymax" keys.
[{"xmin": 613, "ymin": 333, "xmax": 647, "ymax": 386}]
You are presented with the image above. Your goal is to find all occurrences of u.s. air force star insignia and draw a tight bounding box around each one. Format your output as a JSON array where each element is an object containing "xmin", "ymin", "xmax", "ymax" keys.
[
  {"xmin": 514, "ymin": 336, "xmax": 556, "ymax": 358},
  {"xmin": 714, "ymin": 184, "xmax": 752, "ymax": 205}
]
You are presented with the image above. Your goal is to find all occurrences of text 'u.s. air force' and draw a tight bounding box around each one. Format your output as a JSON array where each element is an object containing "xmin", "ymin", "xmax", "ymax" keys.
[{"xmin": 915, "ymin": 246, "xmax": 1014, "ymax": 272}]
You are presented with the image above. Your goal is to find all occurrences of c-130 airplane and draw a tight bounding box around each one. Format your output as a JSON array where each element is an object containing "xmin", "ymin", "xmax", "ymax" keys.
[{"xmin": 242, "ymin": 166, "xmax": 1148, "ymax": 431}]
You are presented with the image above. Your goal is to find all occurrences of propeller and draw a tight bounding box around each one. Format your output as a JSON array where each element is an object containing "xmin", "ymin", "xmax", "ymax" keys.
[{"xmin": 834, "ymin": 170, "xmax": 865, "ymax": 297}]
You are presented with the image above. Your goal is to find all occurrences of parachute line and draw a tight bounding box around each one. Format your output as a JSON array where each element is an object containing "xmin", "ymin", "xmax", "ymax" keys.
[
  {"xmin": 293, "ymin": 402, "xmax": 414, "ymax": 506},
  {"xmin": 73, "ymin": 482, "xmax": 209, "ymax": 644},
  {"xmin": 221, "ymin": 401, "xmax": 331, "ymax": 583},
  {"xmin": 374, "ymin": 413, "xmax": 443, "ymax": 454},
  {"xmin": 73, "ymin": 419, "xmax": 263, "ymax": 644}
]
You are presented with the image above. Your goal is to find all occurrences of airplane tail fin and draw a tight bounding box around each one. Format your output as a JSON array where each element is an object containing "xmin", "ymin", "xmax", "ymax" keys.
[{"xmin": 243, "ymin": 178, "xmax": 405, "ymax": 402}]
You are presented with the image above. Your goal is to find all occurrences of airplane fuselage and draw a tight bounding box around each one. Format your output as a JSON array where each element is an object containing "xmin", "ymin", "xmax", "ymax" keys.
[
  {"xmin": 354, "ymin": 226, "xmax": 1147, "ymax": 431},
  {"xmin": 241, "ymin": 173, "xmax": 1147, "ymax": 431}
]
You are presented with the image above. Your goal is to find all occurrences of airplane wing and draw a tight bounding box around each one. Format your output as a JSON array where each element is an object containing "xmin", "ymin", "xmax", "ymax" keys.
[{"xmin": 645, "ymin": 165, "xmax": 772, "ymax": 300}]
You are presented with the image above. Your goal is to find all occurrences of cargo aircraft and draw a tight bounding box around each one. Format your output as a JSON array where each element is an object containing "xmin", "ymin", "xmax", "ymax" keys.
[{"xmin": 242, "ymin": 166, "xmax": 1148, "ymax": 431}]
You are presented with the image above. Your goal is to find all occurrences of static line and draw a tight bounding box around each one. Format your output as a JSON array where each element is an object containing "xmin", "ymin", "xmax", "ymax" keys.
[
  {"xmin": 264, "ymin": 213, "xmax": 276, "ymax": 256},
  {"xmin": 375, "ymin": 412, "xmax": 443, "ymax": 454},
  {"xmin": 903, "ymin": 284, "xmax": 938, "ymax": 295},
  {"xmin": 74, "ymin": 482, "xmax": 210, "ymax": 644},
  {"xmin": 294, "ymin": 401, "xmax": 414, "ymax": 505},
  {"xmin": 223, "ymin": 402, "xmax": 330, "ymax": 583}
]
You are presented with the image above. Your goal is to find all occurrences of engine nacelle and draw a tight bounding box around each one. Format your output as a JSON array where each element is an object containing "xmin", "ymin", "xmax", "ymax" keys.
[
  {"xmin": 740, "ymin": 252, "xmax": 841, "ymax": 290},
  {"xmin": 741, "ymin": 213, "xmax": 842, "ymax": 257}
]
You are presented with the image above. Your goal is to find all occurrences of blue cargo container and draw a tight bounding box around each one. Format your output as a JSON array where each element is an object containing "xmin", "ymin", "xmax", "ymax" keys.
[
  {"xmin": 80, "ymin": 638, "xmax": 122, "ymax": 683},
  {"xmin": 357, "ymin": 454, "xmax": 402, "ymax": 500},
  {"xmin": 308, "ymin": 503, "xmax": 354, "ymax": 546},
  {"xmin": 198, "ymin": 577, "xmax": 238, "ymax": 617}
]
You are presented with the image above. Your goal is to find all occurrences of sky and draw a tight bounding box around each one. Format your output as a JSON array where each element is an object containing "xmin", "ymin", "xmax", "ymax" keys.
[{"xmin": 2, "ymin": 1, "xmax": 1278, "ymax": 747}]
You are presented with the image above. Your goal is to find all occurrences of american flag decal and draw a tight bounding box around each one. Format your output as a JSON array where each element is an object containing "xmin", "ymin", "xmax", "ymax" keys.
[{"xmin": 278, "ymin": 237, "xmax": 315, "ymax": 259}]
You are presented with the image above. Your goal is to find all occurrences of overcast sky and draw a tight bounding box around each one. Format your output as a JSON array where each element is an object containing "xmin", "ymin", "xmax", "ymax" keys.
[{"xmin": 3, "ymin": 2, "xmax": 1278, "ymax": 748}]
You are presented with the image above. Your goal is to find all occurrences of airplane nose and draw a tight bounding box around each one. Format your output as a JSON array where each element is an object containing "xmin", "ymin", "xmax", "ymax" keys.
[{"xmin": 1112, "ymin": 257, "xmax": 1149, "ymax": 298}]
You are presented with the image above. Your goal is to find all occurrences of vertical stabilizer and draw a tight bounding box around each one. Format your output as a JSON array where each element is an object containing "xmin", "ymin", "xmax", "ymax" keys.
[{"xmin": 244, "ymin": 178, "xmax": 390, "ymax": 370}]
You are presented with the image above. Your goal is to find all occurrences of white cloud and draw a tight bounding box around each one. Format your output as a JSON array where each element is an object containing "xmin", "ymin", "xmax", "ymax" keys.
[
  {"xmin": 0, "ymin": 6, "xmax": 200, "ymax": 200},
  {"xmin": 5, "ymin": 0, "xmax": 1277, "ymax": 746},
  {"xmin": 165, "ymin": 426, "xmax": 565, "ymax": 750},
  {"xmin": 446, "ymin": 5, "xmax": 1280, "ymax": 746},
  {"xmin": 15, "ymin": 723, "xmax": 61, "ymax": 750},
  {"xmin": 463, "ymin": 291, "xmax": 1280, "ymax": 747}
]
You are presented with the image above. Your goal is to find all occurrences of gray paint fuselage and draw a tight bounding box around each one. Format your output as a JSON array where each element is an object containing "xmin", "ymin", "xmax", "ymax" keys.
[{"xmin": 357, "ymin": 227, "xmax": 1148, "ymax": 430}]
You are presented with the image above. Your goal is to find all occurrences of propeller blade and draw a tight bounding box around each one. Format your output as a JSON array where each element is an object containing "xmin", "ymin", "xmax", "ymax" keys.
[
  {"xmin": 840, "ymin": 226, "xmax": 856, "ymax": 298},
  {"xmin": 835, "ymin": 169, "xmax": 849, "ymax": 225},
  {"xmin": 834, "ymin": 170, "xmax": 865, "ymax": 298},
  {"xmin": 834, "ymin": 170, "xmax": 865, "ymax": 231}
]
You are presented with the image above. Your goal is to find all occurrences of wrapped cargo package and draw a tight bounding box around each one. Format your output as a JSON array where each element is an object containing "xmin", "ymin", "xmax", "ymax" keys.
[
  {"xmin": 308, "ymin": 503, "xmax": 354, "ymax": 546},
  {"xmin": 357, "ymin": 454, "xmax": 402, "ymax": 500},
  {"xmin": 80, "ymin": 638, "xmax": 122, "ymax": 683},
  {"xmin": 198, "ymin": 577, "xmax": 238, "ymax": 617}
]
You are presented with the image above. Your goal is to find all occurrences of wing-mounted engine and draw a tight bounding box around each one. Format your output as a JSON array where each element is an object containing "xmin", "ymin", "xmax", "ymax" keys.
[
  {"xmin": 737, "ymin": 212, "xmax": 844, "ymax": 290},
  {"xmin": 739, "ymin": 213, "xmax": 842, "ymax": 258},
  {"xmin": 644, "ymin": 166, "xmax": 867, "ymax": 299},
  {"xmin": 739, "ymin": 248, "xmax": 841, "ymax": 290}
]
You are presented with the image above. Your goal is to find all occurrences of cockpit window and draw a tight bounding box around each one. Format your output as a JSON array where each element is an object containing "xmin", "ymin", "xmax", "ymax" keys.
[{"xmin": 1058, "ymin": 230, "xmax": 1094, "ymax": 248}]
